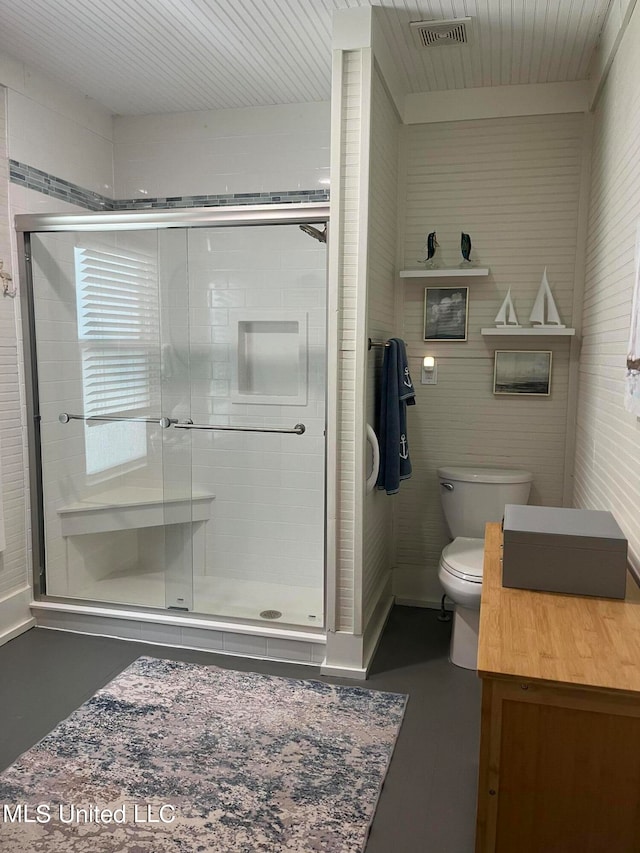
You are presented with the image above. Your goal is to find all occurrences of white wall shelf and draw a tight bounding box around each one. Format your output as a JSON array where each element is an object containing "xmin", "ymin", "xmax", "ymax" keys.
[
  {"xmin": 400, "ymin": 267, "xmax": 490, "ymax": 278},
  {"xmin": 481, "ymin": 327, "xmax": 576, "ymax": 336}
]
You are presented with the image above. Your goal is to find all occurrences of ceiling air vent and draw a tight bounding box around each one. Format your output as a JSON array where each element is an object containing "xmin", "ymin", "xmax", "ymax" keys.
[{"xmin": 410, "ymin": 18, "xmax": 471, "ymax": 48}]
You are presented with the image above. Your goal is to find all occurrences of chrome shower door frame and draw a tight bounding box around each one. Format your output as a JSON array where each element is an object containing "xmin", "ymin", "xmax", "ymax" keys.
[{"xmin": 16, "ymin": 203, "xmax": 331, "ymax": 621}]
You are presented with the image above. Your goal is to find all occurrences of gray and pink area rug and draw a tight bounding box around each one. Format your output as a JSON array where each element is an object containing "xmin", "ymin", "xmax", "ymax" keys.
[{"xmin": 0, "ymin": 656, "xmax": 406, "ymax": 851}]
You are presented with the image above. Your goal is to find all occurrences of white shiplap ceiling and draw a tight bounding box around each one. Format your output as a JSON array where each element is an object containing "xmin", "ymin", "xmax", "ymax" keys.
[{"xmin": 0, "ymin": 0, "xmax": 611, "ymax": 115}]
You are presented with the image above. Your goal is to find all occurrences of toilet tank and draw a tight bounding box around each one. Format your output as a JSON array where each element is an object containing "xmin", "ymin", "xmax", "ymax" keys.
[{"xmin": 438, "ymin": 466, "xmax": 533, "ymax": 539}]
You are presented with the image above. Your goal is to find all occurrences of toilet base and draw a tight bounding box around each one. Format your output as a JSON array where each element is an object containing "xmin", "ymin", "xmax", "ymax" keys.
[{"xmin": 450, "ymin": 604, "xmax": 480, "ymax": 670}]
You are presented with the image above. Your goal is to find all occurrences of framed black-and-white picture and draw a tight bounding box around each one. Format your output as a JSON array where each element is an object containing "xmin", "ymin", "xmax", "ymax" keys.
[
  {"xmin": 493, "ymin": 350, "xmax": 552, "ymax": 396},
  {"xmin": 424, "ymin": 286, "xmax": 468, "ymax": 342}
]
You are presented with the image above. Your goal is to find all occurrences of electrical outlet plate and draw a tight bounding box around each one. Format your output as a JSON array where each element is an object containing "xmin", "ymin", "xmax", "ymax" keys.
[{"xmin": 421, "ymin": 364, "xmax": 438, "ymax": 385}]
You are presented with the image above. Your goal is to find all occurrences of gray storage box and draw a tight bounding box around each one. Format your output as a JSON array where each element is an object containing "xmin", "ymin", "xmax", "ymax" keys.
[{"xmin": 502, "ymin": 505, "xmax": 628, "ymax": 599}]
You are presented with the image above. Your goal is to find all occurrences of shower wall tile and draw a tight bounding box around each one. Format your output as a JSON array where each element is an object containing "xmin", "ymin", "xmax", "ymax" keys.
[
  {"xmin": 113, "ymin": 101, "xmax": 330, "ymax": 199},
  {"xmin": 114, "ymin": 102, "xmax": 329, "ymax": 145},
  {"xmin": 6, "ymin": 88, "xmax": 114, "ymax": 196},
  {"xmin": 9, "ymin": 181, "xmax": 89, "ymax": 216},
  {"xmin": 266, "ymin": 638, "xmax": 313, "ymax": 664},
  {"xmin": 2, "ymin": 58, "xmax": 328, "ymax": 632},
  {"xmin": 180, "ymin": 627, "xmax": 224, "ymax": 651},
  {"xmin": 10, "ymin": 161, "xmax": 114, "ymax": 211},
  {"xmin": 2, "ymin": 53, "xmax": 116, "ymax": 638},
  {"xmin": 187, "ymin": 225, "xmax": 326, "ymax": 598},
  {"xmin": 223, "ymin": 633, "xmax": 267, "ymax": 658}
]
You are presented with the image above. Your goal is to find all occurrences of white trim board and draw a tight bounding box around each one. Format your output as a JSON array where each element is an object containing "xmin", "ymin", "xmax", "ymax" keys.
[
  {"xmin": 404, "ymin": 81, "xmax": 590, "ymax": 125},
  {"xmin": 371, "ymin": 7, "xmax": 406, "ymax": 117},
  {"xmin": 590, "ymin": 0, "xmax": 638, "ymax": 109},
  {"xmin": 394, "ymin": 597, "xmax": 446, "ymax": 610},
  {"xmin": 321, "ymin": 588, "xmax": 394, "ymax": 680},
  {"xmin": 332, "ymin": 6, "xmax": 372, "ymax": 50},
  {"xmin": 0, "ymin": 586, "xmax": 36, "ymax": 646}
]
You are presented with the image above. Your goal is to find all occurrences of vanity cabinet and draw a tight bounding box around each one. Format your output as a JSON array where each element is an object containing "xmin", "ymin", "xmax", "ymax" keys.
[{"xmin": 476, "ymin": 523, "xmax": 640, "ymax": 853}]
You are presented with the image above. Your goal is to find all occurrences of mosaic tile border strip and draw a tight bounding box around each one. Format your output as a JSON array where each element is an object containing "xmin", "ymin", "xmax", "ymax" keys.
[
  {"xmin": 10, "ymin": 160, "xmax": 114, "ymax": 210},
  {"xmin": 112, "ymin": 189, "xmax": 329, "ymax": 210},
  {"xmin": 9, "ymin": 160, "xmax": 329, "ymax": 212}
]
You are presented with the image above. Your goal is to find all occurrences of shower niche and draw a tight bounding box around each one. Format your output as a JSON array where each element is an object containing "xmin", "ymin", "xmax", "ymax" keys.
[{"xmin": 232, "ymin": 310, "xmax": 308, "ymax": 405}]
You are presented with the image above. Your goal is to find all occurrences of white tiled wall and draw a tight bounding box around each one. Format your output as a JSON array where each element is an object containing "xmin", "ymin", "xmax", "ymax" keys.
[
  {"xmin": 0, "ymin": 86, "xmax": 27, "ymax": 606},
  {"xmin": 187, "ymin": 225, "xmax": 326, "ymax": 603},
  {"xmin": 1, "ymin": 50, "xmax": 114, "ymax": 195},
  {"xmin": 0, "ymin": 53, "xmax": 115, "ymax": 639},
  {"xmin": 0, "ymin": 55, "xmax": 333, "ymax": 633},
  {"xmin": 113, "ymin": 102, "xmax": 330, "ymax": 198}
]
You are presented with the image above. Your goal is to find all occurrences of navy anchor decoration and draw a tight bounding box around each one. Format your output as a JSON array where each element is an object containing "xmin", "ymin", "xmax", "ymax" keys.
[
  {"xmin": 422, "ymin": 231, "xmax": 439, "ymax": 268},
  {"xmin": 399, "ymin": 433, "xmax": 409, "ymax": 461},
  {"xmin": 461, "ymin": 232, "xmax": 472, "ymax": 265}
]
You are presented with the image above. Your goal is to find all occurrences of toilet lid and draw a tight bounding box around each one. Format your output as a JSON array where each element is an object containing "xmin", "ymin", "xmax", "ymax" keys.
[{"xmin": 441, "ymin": 538, "xmax": 485, "ymax": 583}]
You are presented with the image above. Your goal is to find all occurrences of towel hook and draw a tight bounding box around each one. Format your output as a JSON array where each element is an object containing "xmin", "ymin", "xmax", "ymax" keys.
[{"xmin": 0, "ymin": 260, "xmax": 16, "ymax": 298}]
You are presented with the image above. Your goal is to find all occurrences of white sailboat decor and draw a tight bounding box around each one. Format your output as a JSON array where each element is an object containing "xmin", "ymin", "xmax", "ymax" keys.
[
  {"xmin": 529, "ymin": 268, "xmax": 565, "ymax": 328},
  {"xmin": 494, "ymin": 289, "xmax": 521, "ymax": 327}
]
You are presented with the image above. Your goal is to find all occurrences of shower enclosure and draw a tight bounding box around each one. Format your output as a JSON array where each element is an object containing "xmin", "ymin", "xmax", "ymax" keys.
[{"xmin": 17, "ymin": 205, "xmax": 328, "ymax": 630}]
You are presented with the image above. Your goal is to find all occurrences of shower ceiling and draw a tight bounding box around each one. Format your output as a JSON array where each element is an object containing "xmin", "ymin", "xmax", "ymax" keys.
[{"xmin": 0, "ymin": 0, "xmax": 611, "ymax": 115}]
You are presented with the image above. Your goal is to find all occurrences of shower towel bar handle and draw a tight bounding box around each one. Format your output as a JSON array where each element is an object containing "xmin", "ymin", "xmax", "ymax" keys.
[
  {"xmin": 366, "ymin": 424, "xmax": 380, "ymax": 494},
  {"xmin": 173, "ymin": 422, "xmax": 306, "ymax": 435},
  {"xmin": 59, "ymin": 413, "xmax": 178, "ymax": 428}
]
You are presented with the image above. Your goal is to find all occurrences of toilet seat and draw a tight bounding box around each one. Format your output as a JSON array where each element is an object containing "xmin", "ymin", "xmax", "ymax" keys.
[{"xmin": 441, "ymin": 537, "xmax": 484, "ymax": 583}]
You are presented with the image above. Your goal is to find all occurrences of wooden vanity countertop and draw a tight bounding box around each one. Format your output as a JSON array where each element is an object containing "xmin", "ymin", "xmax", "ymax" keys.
[{"xmin": 478, "ymin": 522, "xmax": 640, "ymax": 695}]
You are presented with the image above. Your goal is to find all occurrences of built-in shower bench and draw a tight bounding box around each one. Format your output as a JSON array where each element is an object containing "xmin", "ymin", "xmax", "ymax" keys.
[
  {"xmin": 58, "ymin": 486, "xmax": 215, "ymax": 537},
  {"xmin": 56, "ymin": 488, "xmax": 216, "ymax": 610}
]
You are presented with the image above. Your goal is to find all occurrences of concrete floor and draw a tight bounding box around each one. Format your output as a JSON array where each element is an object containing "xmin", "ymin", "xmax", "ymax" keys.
[{"xmin": 0, "ymin": 606, "xmax": 482, "ymax": 852}]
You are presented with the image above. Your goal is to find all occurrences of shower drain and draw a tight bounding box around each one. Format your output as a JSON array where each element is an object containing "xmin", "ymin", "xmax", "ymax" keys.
[{"xmin": 260, "ymin": 609, "xmax": 283, "ymax": 620}]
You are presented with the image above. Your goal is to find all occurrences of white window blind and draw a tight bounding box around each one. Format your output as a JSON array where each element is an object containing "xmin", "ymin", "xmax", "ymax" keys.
[
  {"xmin": 75, "ymin": 246, "xmax": 161, "ymax": 417},
  {"xmin": 74, "ymin": 245, "xmax": 160, "ymax": 475}
]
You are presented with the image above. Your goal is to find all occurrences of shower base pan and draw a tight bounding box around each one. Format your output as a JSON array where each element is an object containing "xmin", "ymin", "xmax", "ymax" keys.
[
  {"xmin": 30, "ymin": 599, "xmax": 327, "ymax": 668},
  {"xmin": 68, "ymin": 573, "xmax": 324, "ymax": 627}
]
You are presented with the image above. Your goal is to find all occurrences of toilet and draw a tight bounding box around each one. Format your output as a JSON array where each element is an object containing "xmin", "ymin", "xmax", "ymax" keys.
[{"xmin": 437, "ymin": 466, "xmax": 533, "ymax": 670}]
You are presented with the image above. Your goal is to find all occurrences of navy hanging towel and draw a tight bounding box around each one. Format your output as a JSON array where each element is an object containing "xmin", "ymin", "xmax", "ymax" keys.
[{"xmin": 375, "ymin": 338, "xmax": 415, "ymax": 495}]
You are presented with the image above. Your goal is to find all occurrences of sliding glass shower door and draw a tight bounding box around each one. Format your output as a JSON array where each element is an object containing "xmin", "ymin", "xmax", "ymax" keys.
[
  {"xmin": 31, "ymin": 228, "xmax": 195, "ymax": 611},
  {"xmin": 185, "ymin": 224, "xmax": 326, "ymax": 625},
  {"xmin": 27, "ymin": 212, "xmax": 326, "ymax": 627}
]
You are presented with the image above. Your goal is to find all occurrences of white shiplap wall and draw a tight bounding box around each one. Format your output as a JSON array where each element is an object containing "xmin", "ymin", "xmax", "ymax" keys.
[
  {"xmin": 0, "ymin": 86, "xmax": 28, "ymax": 606},
  {"xmin": 395, "ymin": 112, "xmax": 586, "ymax": 604},
  {"xmin": 363, "ymin": 65, "xmax": 398, "ymax": 626},
  {"xmin": 574, "ymin": 4, "xmax": 640, "ymax": 573},
  {"xmin": 332, "ymin": 49, "xmax": 365, "ymax": 633}
]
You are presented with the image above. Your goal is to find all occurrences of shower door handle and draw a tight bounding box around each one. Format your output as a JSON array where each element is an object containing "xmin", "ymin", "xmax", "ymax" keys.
[
  {"xmin": 59, "ymin": 413, "xmax": 178, "ymax": 428},
  {"xmin": 173, "ymin": 422, "xmax": 306, "ymax": 435}
]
